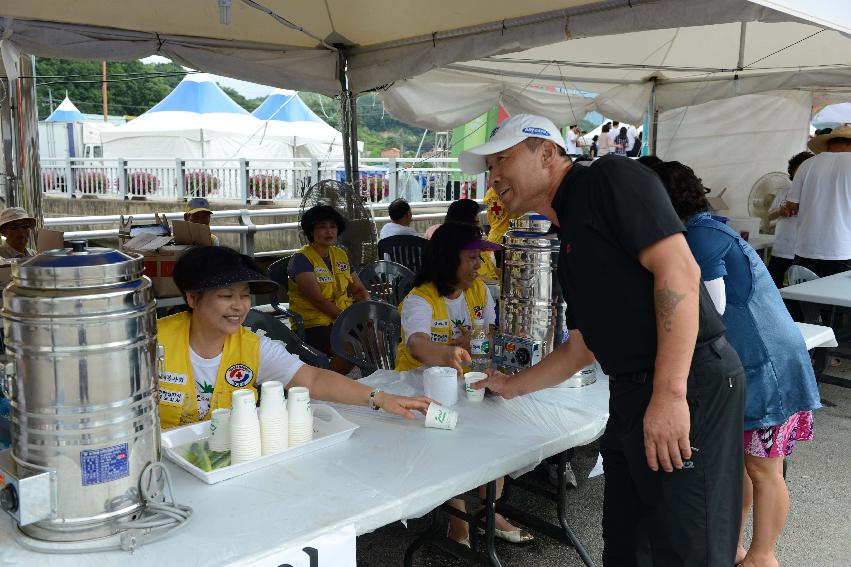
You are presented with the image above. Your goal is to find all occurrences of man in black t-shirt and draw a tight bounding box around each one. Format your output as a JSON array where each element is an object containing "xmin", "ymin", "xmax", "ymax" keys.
[{"xmin": 460, "ymin": 114, "xmax": 745, "ymax": 567}]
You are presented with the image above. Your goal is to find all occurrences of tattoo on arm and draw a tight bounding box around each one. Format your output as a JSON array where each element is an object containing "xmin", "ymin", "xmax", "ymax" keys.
[{"xmin": 655, "ymin": 281, "xmax": 687, "ymax": 332}]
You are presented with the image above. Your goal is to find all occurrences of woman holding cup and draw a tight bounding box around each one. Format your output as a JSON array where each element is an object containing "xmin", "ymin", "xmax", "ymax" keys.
[
  {"xmin": 396, "ymin": 223, "xmax": 533, "ymax": 546},
  {"xmin": 156, "ymin": 246, "xmax": 431, "ymax": 431}
]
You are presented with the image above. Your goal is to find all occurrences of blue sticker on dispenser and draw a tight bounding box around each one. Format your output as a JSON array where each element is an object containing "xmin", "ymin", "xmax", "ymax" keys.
[{"xmin": 80, "ymin": 443, "xmax": 130, "ymax": 486}]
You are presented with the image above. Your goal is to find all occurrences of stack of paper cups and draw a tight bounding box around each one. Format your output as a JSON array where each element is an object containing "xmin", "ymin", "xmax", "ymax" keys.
[
  {"xmin": 208, "ymin": 408, "xmax": 231, "ymax": 452},
  {"xmin": 423, "ymin": 366, "xmax": 459, "ymax": 406},
  {"xmin": 259, "ymin": 381, "xmax": 288, "ymax": 455},
  {"xmin": 287, "ymin": 386, "xmax": 313, "ymax": 447},
  {"xmin": 230, "ymin": 389, "xmax": 261, "ymax": 464}
]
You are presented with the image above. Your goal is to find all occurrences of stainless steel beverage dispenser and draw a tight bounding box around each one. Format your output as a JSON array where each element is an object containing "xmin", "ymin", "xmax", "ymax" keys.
[
  {"xmin": 0, "ymin": 242, "xmax": 173, "ymax": 545},
  {"xmin": 493, "ymin": 214, "xmax": 596, "ymax": 386}
]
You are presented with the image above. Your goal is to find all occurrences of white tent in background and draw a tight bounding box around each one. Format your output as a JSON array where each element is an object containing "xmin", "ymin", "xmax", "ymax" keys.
[
  {"xmin": 101, "ymin": 74, "xmax": 293, "ymax": 160},
  {"xmin": 252, "ymin": 89, "xmax": 353, "ymax": 159}
]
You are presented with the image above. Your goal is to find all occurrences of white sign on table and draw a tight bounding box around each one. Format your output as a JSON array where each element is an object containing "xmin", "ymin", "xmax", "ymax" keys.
[{"xmin": 240, "ymin": 525, "xmax": 356, "ymax": 567}]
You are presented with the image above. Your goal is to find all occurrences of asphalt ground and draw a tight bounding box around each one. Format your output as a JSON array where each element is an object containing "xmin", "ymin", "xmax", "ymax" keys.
[{"xmin": 356, "ymin": 377, "xmax": 851, "ymax": 566}]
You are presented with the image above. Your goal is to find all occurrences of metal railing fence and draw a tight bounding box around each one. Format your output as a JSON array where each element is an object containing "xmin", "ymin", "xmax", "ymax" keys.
[{"xmin": 40, "ymin": 157, "xmax": 487, "ymax": 204}]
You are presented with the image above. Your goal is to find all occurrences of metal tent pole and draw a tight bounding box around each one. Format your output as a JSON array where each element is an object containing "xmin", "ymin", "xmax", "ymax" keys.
[{"xmin": 1, "ymin": 54, "xmax": 43, "ymax": 229}]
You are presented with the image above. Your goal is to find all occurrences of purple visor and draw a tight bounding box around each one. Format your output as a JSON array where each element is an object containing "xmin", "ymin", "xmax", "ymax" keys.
[{"xmin": 462, "ymin": 239, "xmax": 502, "ymax": 252}]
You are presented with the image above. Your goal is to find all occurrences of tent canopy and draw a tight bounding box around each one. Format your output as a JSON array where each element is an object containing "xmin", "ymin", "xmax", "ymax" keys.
[
  {"xmin": 148, "ymin": 73, "xmax": 249, "ymax": 115},
  {"xmin": 0, "ymin": 0, "xmax": 815, "ymax": 96},
  {"xmin": 45, "ymin": 96, "xmax": 86, "ymax": 122},
  {"xmin": 253, "ymin": 89, "xmax": 325, "ymax": 123},
  {"xmin": 251, "ymin": 89, "xmax": 353, "ymax": 158},
  {"xmin": 100, "ymin": 73, "xmax": 292, "ymax": 159},
  {"xmin": 382, "ymin": 19, "xmax": 851, "ymax": 130}
]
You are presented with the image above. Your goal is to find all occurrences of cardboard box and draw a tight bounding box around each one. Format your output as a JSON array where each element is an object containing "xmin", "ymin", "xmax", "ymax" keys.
[
  {"xmin": 171, "ymin": 220, "xmax": 212, "ymax": 246},
  {"xmin": 124, "ymin": 235, "xmax": 192, "ymax": 298},
  {"xmin": 36, "ymin": 229, "xmax": 65, "ymax": 252}
]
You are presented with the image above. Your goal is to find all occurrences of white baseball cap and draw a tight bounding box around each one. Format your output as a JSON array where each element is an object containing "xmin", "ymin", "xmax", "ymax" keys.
[{"xmin": 459, "ymin": 114, "xmax": 567, "ymax": 174}]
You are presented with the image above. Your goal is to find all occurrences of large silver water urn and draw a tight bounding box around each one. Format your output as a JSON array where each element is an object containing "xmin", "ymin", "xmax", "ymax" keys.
[
  {"xmin": 0, "ymin": 242, "xmax": 160, "ymax": 542},
  {"xmin": 494, "ymin": 214, "xmax": 596, "ymax": 386}
]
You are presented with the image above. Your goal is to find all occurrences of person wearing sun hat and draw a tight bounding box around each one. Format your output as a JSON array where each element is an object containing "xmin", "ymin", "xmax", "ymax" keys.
[
  {"xmin": 183, "ymin": 197, "xmax": 219, "ymax": 245},
  {"xmin": 459, "ymin": 113, "xmax": 745, "ymax": 566},
  {"xmin": 783, "ymin": 124, "xmax": 851, "ymax": 277},
  {"xmin": 287, "ymin": 204, "xmax": 370, "ymax": 373},
  {"xmin": 0, "ymin": 207, "xmax": 37, "ymax": 259},
  {"xmin": 155, "ymin": 245, "xmax": 430, "ymax": 430}
]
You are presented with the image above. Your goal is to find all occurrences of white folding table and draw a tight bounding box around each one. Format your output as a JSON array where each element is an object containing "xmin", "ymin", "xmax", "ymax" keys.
[{"xmin": 0, "ymin": 370, "xmax": 608, "ymax": 567}]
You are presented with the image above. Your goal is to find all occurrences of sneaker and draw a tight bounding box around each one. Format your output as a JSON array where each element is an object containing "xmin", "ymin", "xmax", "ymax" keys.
[{"xmin": 547, "ymin": 461, "xmax": 578, "ymax": 488}]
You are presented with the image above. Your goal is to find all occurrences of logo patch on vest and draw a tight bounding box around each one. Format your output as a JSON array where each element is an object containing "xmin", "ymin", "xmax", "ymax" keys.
[
  {"xmin": 432, "ymin": 333, "xmax": 449, "ymax": 343},
  {"xmin": 159, "ymin": 389, "xmax": 184, "ymax": 405},
  {"xmin": 336, "ymin": 262, "xmax": 348, "ymax": 272},
  {"xmin": 225, "ymin": 364, "xmax": 254, "ymax": 387},
  {"xmin": 473, "ymin": 305, "xmax": 484, "ymax": 320},
  {"xmin": 160, "ymin": 372, "xmax": 188, "ymax": 385}
]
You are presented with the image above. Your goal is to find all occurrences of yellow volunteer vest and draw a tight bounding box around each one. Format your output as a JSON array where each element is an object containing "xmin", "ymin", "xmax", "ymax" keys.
[
  {"xmin": 484, "ymin": 187, "xmax": 522, "ymax": 244},
  {"xmin": 477, "ymin": 252, "xmax": 498, "ymax": 282},
  {"xmin": 288, "ymin": 245, "xmax": 354, "ymax": 328},
  {"xmin": 395, "ymin": 280, "xmax": 488, "ymax": 371},
  {"xmin": 157, "ymin": 312, "xmax": 261, "ymax": 430}
]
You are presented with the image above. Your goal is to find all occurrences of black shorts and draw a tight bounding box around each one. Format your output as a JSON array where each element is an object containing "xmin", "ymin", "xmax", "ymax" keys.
[{"xmin": 601, "ymin": 337, "xmax": 745, "ymax": 567}]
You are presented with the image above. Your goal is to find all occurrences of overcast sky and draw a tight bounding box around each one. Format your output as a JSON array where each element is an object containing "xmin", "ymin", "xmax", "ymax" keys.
[{"xmin": 141, "ymin": 55, "xmax": 274, "ymax": 99}]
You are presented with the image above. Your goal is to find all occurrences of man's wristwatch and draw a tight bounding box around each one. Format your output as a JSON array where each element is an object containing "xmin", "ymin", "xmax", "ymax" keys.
[{"xmin": 368, "ymin": 388, "xmax": 381, "ymax": 411}]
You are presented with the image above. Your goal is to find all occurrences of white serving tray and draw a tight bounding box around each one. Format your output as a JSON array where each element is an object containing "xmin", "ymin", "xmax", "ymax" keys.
[{"xmin": 161, "ymin": 404, "xmax": 358, "ymax": 484}]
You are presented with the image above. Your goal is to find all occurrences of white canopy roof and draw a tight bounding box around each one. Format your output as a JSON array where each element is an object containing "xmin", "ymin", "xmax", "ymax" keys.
[
  {"xmin": 0, "ymin": 0, "xmax": 820, "ymax": 96},
  {"xmin": 381, "ymin": 17, "xmax": 851, "ymax": 130}
]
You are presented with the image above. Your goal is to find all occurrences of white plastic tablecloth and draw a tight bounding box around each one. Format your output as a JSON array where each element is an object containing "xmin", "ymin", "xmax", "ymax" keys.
[
  {"xmin": 0, "ymin": 370, "xmax": 609, "ymax": 566},
  {"xmin": 780, "ymin": 270, "xmax": 851, "ymax": 308}
]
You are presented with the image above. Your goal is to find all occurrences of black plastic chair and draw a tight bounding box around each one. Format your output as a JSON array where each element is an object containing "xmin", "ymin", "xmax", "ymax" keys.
[
  {"xmin": 357, "ymin": 260, "xmax": 415, "ymax": 307},
  {"xmin": 266, "ymin": 256, "xmax": 306, "ymax": 339},
  {"xmin": 377, "ymin": 234, "xmax": 428, "ymax": 275},
  {"xmin": 243, "ymin": 310, "xmax": 330, "ymax": 369},
  {"xmin": 330, "ymin": 301, "xmax": 401, "ymax": 377}
]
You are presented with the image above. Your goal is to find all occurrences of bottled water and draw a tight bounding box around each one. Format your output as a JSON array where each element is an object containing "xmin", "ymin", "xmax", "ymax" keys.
[{"xmin": 469, "ymin": 321, "xmax": 491, "ymax": 372}]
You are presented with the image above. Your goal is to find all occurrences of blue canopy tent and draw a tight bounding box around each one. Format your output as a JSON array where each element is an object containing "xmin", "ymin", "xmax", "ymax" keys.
[
  {"xmin": 45, "ymin": 96, "xmax": 86, "ymax": 122},
  {"xmin": 100, "ymin": 74, "xmax": 293, "ymax": 160},
  {"xmin": 252, "ymin": 89, "xmax": 350, "ymax": 159}
]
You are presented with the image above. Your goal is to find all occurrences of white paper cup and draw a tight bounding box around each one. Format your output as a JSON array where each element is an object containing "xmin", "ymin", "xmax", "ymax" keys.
[
  {"xmin": 464, "ymin": 372, "xmax": 487, "ymax": 402},
  {"xmin": 423, "ymin": 366, "xmax": 459, "ymax": 407},
  {"xmin": 260, "ymin": 381, "xmax": 286, "ymax": 414},
  {"xmin": 231, "ymin": 389, "xmax": 257, "ymax": 413},
  {"xmin": 208, "ymin": 408, "xmax": 231, "ymax": 451},
  {"xmin": 287, "ymin": 387, "xmax": 313, "ymax": 446},
  {"xmin": 424, "ymin": 402, "xmax": 458, "ymax": 430}
]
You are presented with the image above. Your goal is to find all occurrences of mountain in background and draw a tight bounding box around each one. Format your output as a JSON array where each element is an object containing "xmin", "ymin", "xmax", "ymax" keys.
[{"xmin": 34, "ymin": 57, "xmax": 433, "ymax": 157}]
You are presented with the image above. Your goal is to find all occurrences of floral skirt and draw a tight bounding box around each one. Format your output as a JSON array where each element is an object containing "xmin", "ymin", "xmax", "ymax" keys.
[{"xmin": 744, "ymin": 411, "xmax": 814, "ymax": 458}]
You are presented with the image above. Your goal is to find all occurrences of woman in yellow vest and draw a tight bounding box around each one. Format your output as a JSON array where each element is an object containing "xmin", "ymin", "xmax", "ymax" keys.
[
  {"xmin": 396, "ymin": 223, "xmax": 533, "ymax": 546},
  {"xmin": 423, "ymin": 199, "xmax": 499, "ymax": 283},
  {"xmin": 287, "ymin": 205, "xmax": 370, "ymax": 373},
  {"xmin": 157, "ymin": 246, "xmax": 430, "ymax": 430}
]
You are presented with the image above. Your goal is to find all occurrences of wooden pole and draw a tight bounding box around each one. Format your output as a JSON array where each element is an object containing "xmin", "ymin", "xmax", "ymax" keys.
[{"xmin": 102, "ymin": 61, "xmax": 108, "ymax": 122}]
